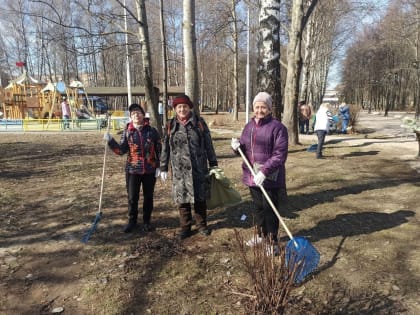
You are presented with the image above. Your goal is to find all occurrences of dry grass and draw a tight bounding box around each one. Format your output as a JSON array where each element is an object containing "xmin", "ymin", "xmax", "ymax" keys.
[{"xmin": 0, "ymin": 112, "xmax": 419, "ymax": 314}]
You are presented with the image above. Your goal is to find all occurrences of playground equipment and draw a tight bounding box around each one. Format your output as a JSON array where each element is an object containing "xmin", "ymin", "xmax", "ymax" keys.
[
  {"xmin": 2, "ymin": 71, "xmax": 45, "ymax": 119},
  {"xmin": 1, "ymin": 71, "xmax": 96, "ymax": 120}
]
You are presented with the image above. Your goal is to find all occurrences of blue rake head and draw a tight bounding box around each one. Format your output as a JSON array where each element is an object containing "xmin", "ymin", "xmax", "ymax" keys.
[
  {"xmin": 81, "ymin": 212, "xmax": 102, "ymax": 244},
  {"xmin": 306, "ymin": 144, "xmax": 318, "ymax": 152},
  {"xmin": 285, "ymin": 236, "xmax": 320, "ymax": 283}
]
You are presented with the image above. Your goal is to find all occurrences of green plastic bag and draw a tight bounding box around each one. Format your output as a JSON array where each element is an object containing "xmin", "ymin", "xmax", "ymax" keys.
[{"xmin": 206, "ymin": 167, "xmax": 242, "ymax": 210}]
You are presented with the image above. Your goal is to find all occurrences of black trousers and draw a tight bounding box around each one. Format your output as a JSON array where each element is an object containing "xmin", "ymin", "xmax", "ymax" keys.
[
  {"xmin": 299, "ymin": 119, "xmax": 310, "ymax": 134},
  {"xmin": 249, "ymin": 187, "xmax": 287, "ymax": 242},
  {"xmin": 126, "ymin": 173, "xmax": 156, "ymax": 224},
  {"xmin": 316, "ymin": 130, "xmax": 327, "ymax": 157}
]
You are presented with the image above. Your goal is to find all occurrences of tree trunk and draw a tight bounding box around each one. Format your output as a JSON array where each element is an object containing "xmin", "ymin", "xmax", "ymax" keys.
[
  {"xmin": 159, "ymin": 0, "xmax": 168, "ymax": 131},
  {"xmin": 283, "ymin": 0, "xmax": 304, "ymax": 144},
  {"xmin": 257, "ymin": 0, "xmax": 282, "ymax": 119},
  {"xmin": 232, "ymin": 0, "xmax": 239, "ymax": 121},
  {"xmin": 416, "ymin": 131, "xmax": 420, "ymax": 157},
  {"xmin": 135, "ymin": 0, "xmax": 161, "ymax": 131},
  {"xmin": 283, "ymin": 0, "xmax": 318, "ymax": 145},
  {"xmin": 300, "ymin": 17, "xmax": 313, "ymax": 103},
  {"xmin": 183, "ymin": 0, "xmax": 200, "ymax": 116}
]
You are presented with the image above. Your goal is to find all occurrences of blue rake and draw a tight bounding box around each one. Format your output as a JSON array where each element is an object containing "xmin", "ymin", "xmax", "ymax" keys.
[
  {"xmin": 238, "ymin": 147, "xmax": 320, "ymax": 283},
  {"xmin": 81, "ymin": 212, "xmax": 102, "ymax": 243},
  {"xmin": 306, "ymin": 143, "xmax": 318, "ymax": 152},
  {"xmin": 286, "ymin": 236, "xmax": 320, "ymax": 283},
  {"xmin": 81, "ymin": 114, "xmax": 111, "ymax": 243}
]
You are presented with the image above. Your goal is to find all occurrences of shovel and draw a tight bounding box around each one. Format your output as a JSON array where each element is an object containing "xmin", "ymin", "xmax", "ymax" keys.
[
  {"xmin": 82, "ymin": 113, "xmax": 111, "ymax": 243},
  {"xmin": 237, "ymin": 147, "xmax": 320, "ymax": 283}
]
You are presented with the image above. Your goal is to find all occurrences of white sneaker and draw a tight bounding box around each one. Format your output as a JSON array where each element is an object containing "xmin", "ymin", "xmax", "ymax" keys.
[
  {"xmin": 266, "ymin": 244, "xmax": 280, "ymax": 256},
  {"xmin": 245, "ymin": 236, "xmax": 263, "ymax": 247}
]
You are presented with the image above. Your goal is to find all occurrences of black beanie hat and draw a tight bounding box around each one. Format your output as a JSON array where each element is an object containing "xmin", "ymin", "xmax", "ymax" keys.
[{"xmin": 128, "ymin": 103, "xmax": 145, "ymax": 115}]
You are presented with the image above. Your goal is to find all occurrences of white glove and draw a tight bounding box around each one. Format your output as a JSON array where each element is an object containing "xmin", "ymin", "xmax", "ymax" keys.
[
  {"xmin": 160, "ymin": 171, "xmax": 168, "ymax": 181},
  {"xmin": 253, "ymin": 171, "xmax": 266, "ymax": 186},
  {"xmin": 155, "ymin": 168, "xmax": 161, "ymax": 178},
  {"xmin": 103, "ymin": 132, "xmax": 112, "ymax": 142},
  {"xmin": 231, "ymin": 138, "xmax": 241, "ymax": 151}
]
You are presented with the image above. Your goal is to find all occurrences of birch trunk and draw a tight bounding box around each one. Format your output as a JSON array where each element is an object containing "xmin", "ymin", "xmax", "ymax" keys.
[{"xmin": 257, "ymin": 0, "xmax": 282, "ymax": 119}]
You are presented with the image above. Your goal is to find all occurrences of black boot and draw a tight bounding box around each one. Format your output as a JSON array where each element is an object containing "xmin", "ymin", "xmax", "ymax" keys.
[
  {"xmin": 178, "ymin": 229, "xmax": 192, "ymax": 240},
  {"xmin": 123, "ymin": 220, "xmax": 137, "ymax": 233}
]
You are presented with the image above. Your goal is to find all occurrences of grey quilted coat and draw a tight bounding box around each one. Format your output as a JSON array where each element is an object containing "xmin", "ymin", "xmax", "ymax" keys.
[{"xmin": 160, "ymin": 114, "xmax": 218, "ymax": 204}]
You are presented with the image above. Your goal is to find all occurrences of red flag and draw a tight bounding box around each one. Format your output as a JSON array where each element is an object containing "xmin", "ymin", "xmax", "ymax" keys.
[{"xmin": 16, "ymin": 61, "xmax": 26, "ymax": 67}]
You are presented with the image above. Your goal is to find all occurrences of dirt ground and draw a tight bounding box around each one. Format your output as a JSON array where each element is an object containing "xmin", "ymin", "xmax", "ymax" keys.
[{"xmin": 0, "ymin": 111, "xmax": 419, "ymax": 314}]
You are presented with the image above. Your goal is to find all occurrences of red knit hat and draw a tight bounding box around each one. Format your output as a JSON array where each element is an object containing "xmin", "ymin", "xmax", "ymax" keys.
[{"xmin": 172, "ymin": 95, "xmax": 194, "ymax": 109}]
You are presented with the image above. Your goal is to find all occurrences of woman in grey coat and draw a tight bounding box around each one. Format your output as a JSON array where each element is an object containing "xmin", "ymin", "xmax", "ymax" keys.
[{"xmin": 160, "ymin": 95, "xmax": 218, "ymax": 240}]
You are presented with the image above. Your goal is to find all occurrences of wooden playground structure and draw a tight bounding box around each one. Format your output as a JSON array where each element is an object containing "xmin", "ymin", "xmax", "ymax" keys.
[
  {"xmin": 0, "ymin": 71, "xmax": 95, "ymax": 120},
  {"xmin": 0, "ymin": 72, "xmax": 185, "ymax": 132}
]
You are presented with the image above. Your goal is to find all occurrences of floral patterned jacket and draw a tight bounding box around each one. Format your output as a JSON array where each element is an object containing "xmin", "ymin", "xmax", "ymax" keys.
[{"xmin": 108, "ymin": 121, "xmax": 161, "ymax": 175}]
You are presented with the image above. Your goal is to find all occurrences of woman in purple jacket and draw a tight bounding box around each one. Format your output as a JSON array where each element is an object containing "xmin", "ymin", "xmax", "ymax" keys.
[{"xmin": 231, "ymin": 92, "xmax": 288, "ymax": 252}]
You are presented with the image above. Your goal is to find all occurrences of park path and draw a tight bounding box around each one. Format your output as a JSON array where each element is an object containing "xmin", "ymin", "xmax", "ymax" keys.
[{"xmin": 299, "ymin": 110, "xmax": 420, "ymax": 173}]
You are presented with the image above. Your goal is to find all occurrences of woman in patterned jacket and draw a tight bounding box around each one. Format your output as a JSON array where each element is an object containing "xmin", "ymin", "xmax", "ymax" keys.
[
  {"xmin": 104, "ymin": 103, "xmax": 162, "ymax": 233},
  {"xmin": 159, "ymin": 95, "xmax": 218, "ymax": 240}
]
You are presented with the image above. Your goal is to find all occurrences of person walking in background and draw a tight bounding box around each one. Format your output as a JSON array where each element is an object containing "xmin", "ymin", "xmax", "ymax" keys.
[
  {"xmin": 231, "ymin": 92, "xmax": 288, "ymax": 255},
  {"xmin": 314, "ymin": 102, "xmax": 333, "ymax": 159},
  {"xmin": 104, "ymin": 103, "xmax": 162, "ymax": 233},
  {"xmin": 298, "ymin": 100, "xmax": 312, "ymax": 134},
  {"xmin": 61, "ymin": 96, "xmax": 71, "ymax": 129},
  {"xmin": 339, "ymin": 102, "xmax": 351, "ymax": 134},
  {"xmin": 159, "ymin": 94, "xmax": 218, "ymax": 240}
]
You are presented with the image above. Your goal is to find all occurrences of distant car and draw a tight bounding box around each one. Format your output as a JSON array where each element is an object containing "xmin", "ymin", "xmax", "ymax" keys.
[{"xmin": 83, "ymin": 96, "xmax": 108, "ymax": 114}]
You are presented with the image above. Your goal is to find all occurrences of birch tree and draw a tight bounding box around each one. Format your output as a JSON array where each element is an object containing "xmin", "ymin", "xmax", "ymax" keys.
[{"xmin": 257, "ymin": 0, "xmax": 282, "ymax": 118}]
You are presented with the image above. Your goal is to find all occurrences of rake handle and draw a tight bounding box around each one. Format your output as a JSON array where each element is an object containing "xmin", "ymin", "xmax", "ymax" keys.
[
  {"xmin": 237, "ymin": 147, "xmax": 297, "ymax": 247},
  {"xmin": 82, "ymin": 115, "xmax": 111, "ymax": 244},
  {"xmin": 97, "ymin": 114, "xmax": 112, "ymax": 215}
]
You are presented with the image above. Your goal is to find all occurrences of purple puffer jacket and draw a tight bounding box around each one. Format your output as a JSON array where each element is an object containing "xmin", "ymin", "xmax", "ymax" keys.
[{"xmin": 239, "ymin": 115, "xmax": 288, "ymax": 189}]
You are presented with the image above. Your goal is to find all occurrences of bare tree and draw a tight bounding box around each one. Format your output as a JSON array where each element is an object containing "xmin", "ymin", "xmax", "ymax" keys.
[
  {"xmin": 159, "ymin": 0, "xmax": 168, "ymax": 127},
  {"xmin": 283, "ymin": 0, "xmax": 318, "ymax": 145},
  {"xmin": 134, "ymin": 0, "xmax": 161, "ymax": 130},
  {"xmin": 231, "ymin": 0, "xmax": 239, "ymax": 121},
  {"xmin": 183, "ymin": 0, "xmax": 200, "ymax": 114},
  {"xmin": 341, "ymin": 1, "xmax": 420, "ymax": 117}
]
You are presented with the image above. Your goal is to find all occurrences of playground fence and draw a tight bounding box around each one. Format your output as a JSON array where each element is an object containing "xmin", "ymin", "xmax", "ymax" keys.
[{"xmin": 0, "ymin": 117, "xmax": 129, "ymax": 132}]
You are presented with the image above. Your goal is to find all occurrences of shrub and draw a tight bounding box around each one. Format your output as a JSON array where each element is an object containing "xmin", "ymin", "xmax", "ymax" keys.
[{"xmin": 234, "ymin": 229, "xmax": 297, "ymax": 314}]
